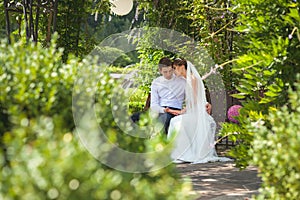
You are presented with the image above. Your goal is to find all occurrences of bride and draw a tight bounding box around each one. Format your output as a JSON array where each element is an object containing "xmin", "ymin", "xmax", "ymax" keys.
[{"xmin": 167, "ymin": 58, "xmax": 231, "ymax": 164}]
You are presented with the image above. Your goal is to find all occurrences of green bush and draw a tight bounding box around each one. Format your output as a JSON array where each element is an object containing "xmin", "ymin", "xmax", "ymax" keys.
[
  {"xmin": 0, "ymin": 37, "xmax": 192, "ymax": 199},
  {"xmin": 0, "ymin": 35, "xmax": 76, "ymax": 131},
  {"xmin": 128, "ymin": 88, "xmax": 148, "ymax": 114},
  {"xmin": 219, "ymin": 101, "xmax": 267, "ymax": 169},
  {"xmin": 128, "ymin": 101, "xmax": 145, "ymax": 113},
  {"xmin": 251, "ymin": 79, "xmax": 300, "ymax": 199},
  {"xmin": 0, "ymin": 116, "xmax": 192, "ymax": 200}
]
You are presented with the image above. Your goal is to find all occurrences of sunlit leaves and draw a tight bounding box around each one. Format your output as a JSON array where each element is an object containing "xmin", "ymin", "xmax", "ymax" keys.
[
  {"xmin": 0, "ymin": 35, "xmax": 76, "ymax": 130},
  {"xmin": 251, "ymin": 80, "xmax": 300, "ymax": 199},
  {"xmin": 0, "ymin": 37, "xmax": 192, "ymax": 199}
]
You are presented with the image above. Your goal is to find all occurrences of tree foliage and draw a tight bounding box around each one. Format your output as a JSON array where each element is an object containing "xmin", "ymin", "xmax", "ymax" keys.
[
  {"xmin": 2, "ymin": 0, "xmax": 137, "ymax": 61},
  {"xmin": 251, "ymin": 78, "xmax": 300, "ymax": 199},
  {"xmin": 0, "ymin": 34, "xmax": 75, "ymax": 132},
  {"xmin": 137, "ymin": 0, "xmax": 239, "ymax": 90},
  {"xmin": 220, "ymin": 0, "xmax": 300, "ymax": 168}
]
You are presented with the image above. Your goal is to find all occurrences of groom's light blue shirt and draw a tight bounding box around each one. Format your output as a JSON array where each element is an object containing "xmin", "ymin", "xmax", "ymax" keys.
[{"xmin": 150, "ymin": 75, "xmax": 186, "ymax": 113}]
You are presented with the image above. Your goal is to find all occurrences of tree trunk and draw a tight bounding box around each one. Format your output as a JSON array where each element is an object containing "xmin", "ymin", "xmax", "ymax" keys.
[
  {"xmin": 22, "ymin": 0, "xmax": 30, "ymax": 42},
  {"xmin": 4, "ymin": 0, "xmax": 11, "ymax": 43},
  {"xmin": 52, "ymin": 0, "xmax": 58, "ymax": 32},
  {"xmin": 46, "ymin": 10, "xmax": 53, "ymax": 44},
  {"xmin": 35, "ymin": 0, "xmax": 41, "ymax": 42},
  {"xmin": 75, "ymin": 0, "xmax": 84, "ymax": 56},
  {"xmin": 29, "ymin": 0, "xmax": 35, "ymax": 41}
]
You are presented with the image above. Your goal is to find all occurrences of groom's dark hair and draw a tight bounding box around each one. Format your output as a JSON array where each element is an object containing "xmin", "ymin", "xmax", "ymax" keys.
[{"xmin": 158, "ymin": 57, "xmax": 172, "ymax": 69}]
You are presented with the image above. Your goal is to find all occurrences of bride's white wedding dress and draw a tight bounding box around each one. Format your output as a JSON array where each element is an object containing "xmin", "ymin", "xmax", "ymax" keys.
[{"xmin": 168, "ymin": 62, "xmax": 232, "ymax": 164}]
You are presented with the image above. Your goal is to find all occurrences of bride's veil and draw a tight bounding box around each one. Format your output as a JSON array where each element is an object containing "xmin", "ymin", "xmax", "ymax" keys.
[
  {"xmin": 183, "ymin": 61, "xmax": 216, "ymax": 160},
  {"xmin": 185, "ymin": 61, "xmax": 207, "ymax": 114}
]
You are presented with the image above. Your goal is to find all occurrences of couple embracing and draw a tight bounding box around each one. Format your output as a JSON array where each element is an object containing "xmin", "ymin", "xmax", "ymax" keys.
[{"xmin": 150, "ymin": 57, "xmax": 231, "ymax": 164}]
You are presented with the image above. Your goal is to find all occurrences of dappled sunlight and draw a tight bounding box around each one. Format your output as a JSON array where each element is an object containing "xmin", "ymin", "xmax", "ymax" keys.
[{"xmin": 176, "ymin": 162, "xmax": 261, "ymax": 199}]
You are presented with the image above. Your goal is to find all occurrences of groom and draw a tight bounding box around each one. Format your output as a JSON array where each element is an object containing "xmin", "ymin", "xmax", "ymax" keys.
[
  {"xmin": 150, "ymin": 57, "xmax": 186, "ymax": 134},
  {"xmin": 150, "ymin": 57, "xmax": 212, "ymax": 134}
]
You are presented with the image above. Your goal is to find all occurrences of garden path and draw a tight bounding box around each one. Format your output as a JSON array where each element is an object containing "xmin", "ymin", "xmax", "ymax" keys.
[{"xmin": 176, "ymin": 148, "xmax": 261, "ymax": 199}]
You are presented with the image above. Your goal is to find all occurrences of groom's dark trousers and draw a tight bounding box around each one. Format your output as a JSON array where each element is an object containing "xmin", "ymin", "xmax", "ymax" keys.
[{"xmin": 158, "ymin": 106, "xmax": 181, "ymax": 135}]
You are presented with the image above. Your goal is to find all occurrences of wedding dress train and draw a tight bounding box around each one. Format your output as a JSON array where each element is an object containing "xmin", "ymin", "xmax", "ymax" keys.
[{"xmin": 168, "ymin": 61, "xmax": 232, "ymax": 164}]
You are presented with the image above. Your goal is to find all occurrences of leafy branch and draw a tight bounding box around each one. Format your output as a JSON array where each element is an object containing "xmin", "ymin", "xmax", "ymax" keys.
[{"xmin": 202, "ymin": 59, "xmax": 238, "ymax": 80}]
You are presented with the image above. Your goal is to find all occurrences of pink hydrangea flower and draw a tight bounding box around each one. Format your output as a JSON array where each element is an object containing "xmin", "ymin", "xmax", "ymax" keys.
[{"xmin": 227, "ymin": 105, "xmax": 242, "ymax": 124}]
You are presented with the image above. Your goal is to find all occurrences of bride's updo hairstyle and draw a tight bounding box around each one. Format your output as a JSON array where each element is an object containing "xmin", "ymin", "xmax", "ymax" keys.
[{"xmin": 173, "ymin": 58, "xmax": 187, "ymax": 70}]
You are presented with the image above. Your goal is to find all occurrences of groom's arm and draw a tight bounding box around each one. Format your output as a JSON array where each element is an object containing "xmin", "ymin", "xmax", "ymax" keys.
[
  {"xmin": 165, "ymin": 108, "xmax": 182, "ymax": 115},
  {"xmin": 150, "ymin": 83, "xmax": 165, "ymax": 113}
]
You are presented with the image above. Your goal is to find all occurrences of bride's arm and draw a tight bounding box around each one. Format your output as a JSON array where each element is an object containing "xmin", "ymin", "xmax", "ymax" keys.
[{"xmin": 191, "ymin": 75, "xmax": 198, "ymax": 103}]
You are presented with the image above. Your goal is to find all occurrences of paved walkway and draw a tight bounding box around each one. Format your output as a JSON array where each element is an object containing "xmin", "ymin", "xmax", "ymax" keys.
[{"xmin": 176, "ymin": 161, "xmax": 262, "ymax": 200}]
